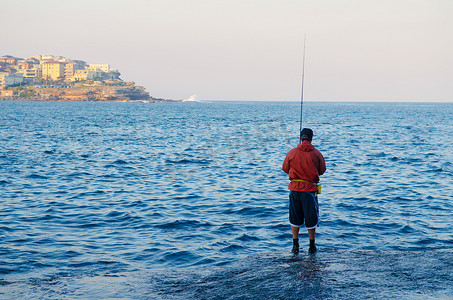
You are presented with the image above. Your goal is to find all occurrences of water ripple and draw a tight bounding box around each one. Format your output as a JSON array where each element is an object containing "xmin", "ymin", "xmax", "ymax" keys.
[{"xmin": 0, "ymin": 101, "xmax": 452, "ymax": 294}]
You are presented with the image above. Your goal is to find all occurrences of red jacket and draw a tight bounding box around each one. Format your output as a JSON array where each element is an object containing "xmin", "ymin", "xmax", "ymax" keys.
[{"xmin": 282, "ymin": 140, "xmax": 326, "ymax": 192}]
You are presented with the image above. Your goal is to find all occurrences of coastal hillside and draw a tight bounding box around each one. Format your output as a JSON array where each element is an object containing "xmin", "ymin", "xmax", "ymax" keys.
[
  {"xmin": 0, "ymin": 54, "xmax": 174, "ymax": 102},
  {"xmin": 3, "ymin": 81, "xmax": 152, "ymax": 102}
]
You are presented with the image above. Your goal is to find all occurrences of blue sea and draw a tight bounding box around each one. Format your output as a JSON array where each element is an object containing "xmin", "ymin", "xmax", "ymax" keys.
[{"xmin": 0, "ymin": 100, "xmax": 452, "ymax": 299}]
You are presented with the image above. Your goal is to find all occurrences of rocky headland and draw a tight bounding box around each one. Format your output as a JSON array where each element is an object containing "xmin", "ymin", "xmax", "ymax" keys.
[{"xmin": 0, "ymin": 54, "xmax": 179, "ymax": 102}]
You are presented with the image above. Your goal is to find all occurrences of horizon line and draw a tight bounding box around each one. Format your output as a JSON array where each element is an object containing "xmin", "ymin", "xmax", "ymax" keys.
[{"xmin": 190, "ymin": 99, "xmax": 453, "ymax": 103}]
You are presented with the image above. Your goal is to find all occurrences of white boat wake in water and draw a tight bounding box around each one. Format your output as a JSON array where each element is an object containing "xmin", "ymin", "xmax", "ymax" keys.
[{"xmin": 182, "ymin": 95, "xmax": 202, "ymax": 102}]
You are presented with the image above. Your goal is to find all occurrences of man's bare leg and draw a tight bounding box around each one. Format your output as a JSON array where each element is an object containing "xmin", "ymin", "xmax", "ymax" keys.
[
  {"xmin": 291, "ymin": 226, "xmax": 300, "ymax": 239},
  {"xmin": 291, "ymin": 226, "xmax": 300, "ymax": 253},
  {"xmin": 308, "ymin": 228, "xmax": 316, "ymax": 253}
]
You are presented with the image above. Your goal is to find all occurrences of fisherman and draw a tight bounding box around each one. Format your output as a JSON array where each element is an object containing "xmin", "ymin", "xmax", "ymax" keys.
[{"xmin": 282, "ymin": 128, "xmax": 326, "ymax": 254}]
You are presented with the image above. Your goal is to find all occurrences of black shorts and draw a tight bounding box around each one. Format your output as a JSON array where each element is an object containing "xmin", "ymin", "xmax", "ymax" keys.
[{"xmin": 289, "ymin": 191, "xmax": 319, "ymax": 229}]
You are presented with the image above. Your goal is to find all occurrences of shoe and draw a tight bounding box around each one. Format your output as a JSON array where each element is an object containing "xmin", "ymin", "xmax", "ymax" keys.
[
  {"xmin": 292, "ymin": 244, "xmax": 299, "ymax": 254},
  {"xmin": 309, "ymin": 245, "xmax": 317, "ymax": 253}
]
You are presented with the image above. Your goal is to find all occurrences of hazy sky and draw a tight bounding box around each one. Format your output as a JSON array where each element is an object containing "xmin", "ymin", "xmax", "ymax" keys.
[{"xmin": 3, "ymin": 0, "xmax": 452, "ymax": 101}]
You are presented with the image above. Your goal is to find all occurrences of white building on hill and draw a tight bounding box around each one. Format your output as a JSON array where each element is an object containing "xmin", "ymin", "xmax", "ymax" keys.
[{"xmin": 0, "ymin": 72, "xmax": 24, "ymax": 86}]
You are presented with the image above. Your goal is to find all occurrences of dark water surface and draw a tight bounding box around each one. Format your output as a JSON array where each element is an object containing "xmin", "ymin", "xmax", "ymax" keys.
[{"xmin": 1, "ymin": 101, "xmax": 452, "ymax": 299}]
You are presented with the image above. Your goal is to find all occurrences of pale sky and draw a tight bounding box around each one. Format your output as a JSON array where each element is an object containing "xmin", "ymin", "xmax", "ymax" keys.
[{"xmin": 2, "ymin": 0, "xmax": 453, "ymax": 102}]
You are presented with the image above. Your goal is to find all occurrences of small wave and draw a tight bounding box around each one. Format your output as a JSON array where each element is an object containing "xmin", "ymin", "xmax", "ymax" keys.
[
  {"xmin": 165, "ymin": 158, "xmax": 211, "ymax": 165},
  {"xmin": 214, "ymin": 223, "xmax": 241, "ymax": 235},
  {"xmin": 236, "ymin": 234, "xmax": 261, "ymax": 242},
  {"xmin": 0, "ymin": 225, "xmax": 14, "ymax": 232},
  {"xmin": 113, "ymin": 159, "xmax": 128, "ymax": 165},
  {"xmin": 371, "ymin": 152, "xmax": 387, "ymax": 158},
  {"xmin": 173, "ymin": 194, "xmax": 203, "ymax": 200},
  {"xmin": 79, "ymin": 223, "xmax": 102, "ymax": 228},
  {"xmin": 155, "ymin": 219, "xmax": 213, "ymax": 230},
  {"xmin": 26, "ymin": 173, "xmax": 48, "ymax": 180},
  {"xmin": 158, "ymin": 250, "xmax": 201, "ymax": 266},
  {"xmin": 103, "ymin": 211, "xmax": 142, "ymax": 224},
  {"xmin": 70, "ymin": 190, "xmax": 106, "ymax": 199},
  {"xmin": 124, "ymin": 248, "xmax": 164, "ymax": 263},
  {"xmin": 67, "ymin": 260, "xmax": 122, "ymax": 268},
  {"xmin": 104, "ymin": 159, "xmax": 132, "ymax": 169},
  {"xmin": 43, "ymin": 149, "xmax": 56, "ymax": 154},
  {"xmin": 234, "ymin": 207, "xmax": 276, "ymax": 217},
  {"xmin": 394, "ymin": 196, "xmax": 413, "ymax": 202},
  {"xmin": 65, "ymin": 171, "xmax": 92, "ymax": 179},
  {"xmin": 426, "ymin": 167, "xmax": 445, "ymax": 173},
  {"xmin": 123, "ymin": 200, "xmax": 149, "ymax": 208},
  {"xmin": 416, "ymin": 237, "xmax": 439, "ymax": 246},
  {"xmin": 220, "ymin": 244, "xmax": 246, "ymax": 253},
  {"xmin": 441, "ymin": 162, "xmax": 453, "ymax": 173},
  {"xmin": 397, "ymin": 224, "xmax": 416, "ymax": 234},
  {"xmin": 106, "ymin": 210, "xmax": 125, "ymax": 217}
]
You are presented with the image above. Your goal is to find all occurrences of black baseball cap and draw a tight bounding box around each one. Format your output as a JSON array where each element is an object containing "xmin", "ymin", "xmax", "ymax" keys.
[{"xmin": 300, "ymin": 128, "xmax": 313, "ymax": 140}]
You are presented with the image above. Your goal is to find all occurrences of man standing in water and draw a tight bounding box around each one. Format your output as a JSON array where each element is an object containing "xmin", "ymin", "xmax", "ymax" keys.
[{"xmin": 282, "ymin": 128, "xmax": 326, "ymax": 254}]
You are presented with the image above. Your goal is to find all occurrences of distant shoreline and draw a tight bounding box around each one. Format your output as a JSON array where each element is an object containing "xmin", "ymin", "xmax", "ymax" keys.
[
  {"xmin": 0, "ymin": 98, "xmax": 182, "ymax": 103},
  {"xmin": 0, "ymin": 81, "xmax": 180, "ymax": 102},
  {"xmin": 1, "ymin": 54, "xmax": 180, "ymax": 102}
]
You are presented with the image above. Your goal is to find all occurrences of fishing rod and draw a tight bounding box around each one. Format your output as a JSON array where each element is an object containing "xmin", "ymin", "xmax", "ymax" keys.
[{"xmin": 299, "ymin": 35, "xmax": 306, "ymax": 141}]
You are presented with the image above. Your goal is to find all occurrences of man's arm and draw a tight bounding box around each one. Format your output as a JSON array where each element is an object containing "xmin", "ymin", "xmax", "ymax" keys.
[
  {"xmin": 282, "ymin": 151, "xmax": 291, "ymax": 174},
  {"xmin": 317, "ymin": 151, "xmax": 326, "ymax": 175}
]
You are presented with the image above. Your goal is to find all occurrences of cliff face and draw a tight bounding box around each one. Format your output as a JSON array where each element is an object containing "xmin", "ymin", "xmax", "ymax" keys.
[
  {"xmin": 1, "ymin": 81, "xmax": 180, "ymax": 102},
  {"xmin": 27, "ymin": 85, "xmax": 150, "ymax": 101}
]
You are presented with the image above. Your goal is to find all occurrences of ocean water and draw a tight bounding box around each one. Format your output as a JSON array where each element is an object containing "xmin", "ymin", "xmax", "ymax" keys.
[{"xmin": 0, "ymin": 100, "xmax": 452, "ymax": 299}]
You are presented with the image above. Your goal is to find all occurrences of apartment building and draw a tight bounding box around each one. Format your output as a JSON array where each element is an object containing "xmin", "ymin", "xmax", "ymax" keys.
[
  {"xmin": 73, "ymin": 69, "xmax": 96, "ymax": 81},
  {"xmin": 103, "ymin": 70, "xmax": 121, "ymax": 80},
  {"xmin": 42, "ymin": 61, "xmax": 66, "ymax": 81},
  {"xmin": 65, "ymin": 60, "xmax": 87, "ymax": 79},
  {"xmin": 55, "ymin": 56, "xmax": 69, "ymax": 63},
  {"xmin": 0, "ymin": 72, "xmax": 24, "ymax": 86},
  {"xmin": 41, "ymin": 55, "xmax": 55, "ymax": 61},
  {"xmin": 0, "ymin": 55, "xmax": 122, "ymax": 83},
  {"xmin": 23, "ymin": 67, "xmax": 42, "ymax": 79},
  {"xmin": 87, "ymin": 64, "xmax": 110, "ymax": 73},
  {"xmin": 0, "ymin": 56, "xmax": 17, "ymax": 64},
  {"xmin": 30, "ymin": 55, "xmax": 42, "ymax": 61},
  {"xmin": 18, "ymin": 61, "xmax": 35, "ymax": 70}
]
